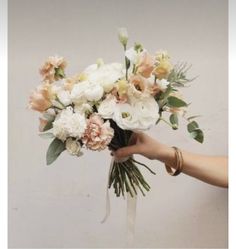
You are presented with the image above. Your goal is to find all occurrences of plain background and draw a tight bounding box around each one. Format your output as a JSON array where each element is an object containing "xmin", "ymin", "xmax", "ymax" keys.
[{"xmin": 8, "ymin": 0, "xmax": 228, "ymax": 248}]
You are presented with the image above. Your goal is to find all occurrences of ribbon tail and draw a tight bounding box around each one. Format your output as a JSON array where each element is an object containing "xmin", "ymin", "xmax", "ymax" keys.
[
  {"xmin": 126, "ymin": 192, "xmax": 137, "ymax": 247},
  {"xmin": 101, "ymin": 157, "xmax": 114, "ymax": 223}
]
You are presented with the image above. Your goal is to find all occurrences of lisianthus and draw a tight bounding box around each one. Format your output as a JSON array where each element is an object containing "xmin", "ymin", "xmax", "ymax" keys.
[{"xmin": 82, "ymin": 114, "xmax": 114, "ymax": 151}]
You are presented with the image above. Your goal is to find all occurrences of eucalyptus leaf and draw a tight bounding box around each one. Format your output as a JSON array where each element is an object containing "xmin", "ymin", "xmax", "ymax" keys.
[
  {"xmin": 190, "ymin": 129, "xmax": 204, "ymax": 143},
  {"xmin": 169, "ymin": 114, "xmax": 178, "ymax": 130},
  {"xmin": 46, "ymin": 138, "xmax": 65, "ymax": 165},
  {"xmin": 187, "ymin": 121, "xmax": 199, "ymax": 132},
  {"xmin": 167, "ymin": 96, "xmax": 187, "ymax": 107},
  {"xmin": 39, "ymin": 132, "xmax": 55, "ymax": 139}
]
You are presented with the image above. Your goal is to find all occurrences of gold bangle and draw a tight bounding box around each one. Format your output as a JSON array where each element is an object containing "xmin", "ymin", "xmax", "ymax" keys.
[{"xmin": 165, "ymin": 146, "xmax": 183, "ymax": 176}]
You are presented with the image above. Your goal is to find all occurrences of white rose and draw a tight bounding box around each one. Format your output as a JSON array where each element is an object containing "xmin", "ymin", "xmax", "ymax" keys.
[
  {"xmin": 134, "ymin": 97, "xmax": 159, "ymax": 130},
  {"xmin": 52, "ymin": 107, "xmax": 87, "ymax": 141},
  {"xmin": 156, "ymin": 79, "xmax": 169, "ymax": 91},
  {"xmin": 71, "ymin": 81, "xmax": 90, "ymax": 104},
  {"xmin": 84, "ymin": 82, "xmax": 104, "ymax": 101},
  {"xmin": 57, "ymin": 89, "xmax": 72, "ymax": 106},
  {"xmin": 98, "ymin": 95, "xmax": 116, "ymax": 119},
  {"xmin": 66, "ymin": 138, "xmax": 83, "ymax": 156},
  {"xmin": 113, "ymin": 103, "xmax": 139, "ymax": 130}
]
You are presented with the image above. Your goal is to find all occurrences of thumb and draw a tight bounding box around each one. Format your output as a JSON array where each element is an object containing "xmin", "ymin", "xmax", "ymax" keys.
[{"xmin": 114, "ymin": 144, "xmax": 141, "ymax": 159}]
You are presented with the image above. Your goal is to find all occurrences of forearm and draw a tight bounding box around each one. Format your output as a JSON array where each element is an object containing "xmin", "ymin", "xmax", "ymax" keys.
[{"xmin": 155, "ymin": 143, "xmax": 228, "ymax": 188}]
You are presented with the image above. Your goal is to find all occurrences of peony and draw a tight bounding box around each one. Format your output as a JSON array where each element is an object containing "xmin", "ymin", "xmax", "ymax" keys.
[
  {"xmin": 82, "ymin": 114, "xmax": 114, "ymax": 151},
  {"xmin": 52, "ymin": 107, "xmax": 87, "ymax": 141},
  {"xmin": 29, "ymin": 83, "xmax": 53, "ymax": 112},
  {"xmin": 39, "ymin": 56, "xmax": 67, "ymax": 83},
  {"xmin": 98, "ymin": 94, "xmax": 117, "ymax": 119},
  {"xmin": 65, "ymin": 138, "xmax": 83, "ymax": 156},
  {"xmin": 113, "ymin": 103, "xmax": 139, "ymax": 130},
  {"xmin": 134, "ymin": 97, "xmax": 159, "ymax": 130},
  {"xmin": 136, "ymin": 52, "xmax": 155, "ymax": 78}
]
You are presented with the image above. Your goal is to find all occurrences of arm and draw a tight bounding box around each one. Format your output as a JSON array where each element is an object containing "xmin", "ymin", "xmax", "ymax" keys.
[{"xmin": 113, "ymin": 132, "xmax": 228, "ymax": 188}]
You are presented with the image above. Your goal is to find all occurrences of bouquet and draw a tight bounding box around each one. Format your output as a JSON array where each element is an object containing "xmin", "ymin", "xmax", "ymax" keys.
[{"xmin": 29, "ymin": 28, "xmax": 204, "ymax": 198}]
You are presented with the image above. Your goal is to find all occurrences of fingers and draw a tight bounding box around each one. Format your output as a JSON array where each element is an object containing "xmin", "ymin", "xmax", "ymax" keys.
[{"xmin": 114, "ymin": 144, "xmax": 141, "ymax": 159}]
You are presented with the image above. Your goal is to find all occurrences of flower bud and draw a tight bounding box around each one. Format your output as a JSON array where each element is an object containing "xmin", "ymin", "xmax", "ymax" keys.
[{"xmin": 118, "ymin": 27, "xmax": 128, "ymax": 47}]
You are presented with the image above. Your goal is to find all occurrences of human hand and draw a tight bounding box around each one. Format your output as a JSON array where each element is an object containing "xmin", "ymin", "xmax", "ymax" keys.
[{"xmin": 113, "ymin": 132, "xmax": 170, "ymax": 161}]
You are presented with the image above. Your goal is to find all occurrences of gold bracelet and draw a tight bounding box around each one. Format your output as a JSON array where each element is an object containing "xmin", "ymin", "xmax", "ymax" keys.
[{"xmin": 165, "ymin": 146, "xmax": 183, "ymax": 176}]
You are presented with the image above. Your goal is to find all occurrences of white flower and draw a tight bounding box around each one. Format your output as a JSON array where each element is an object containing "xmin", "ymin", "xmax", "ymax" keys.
[
  {"xmin": 85, "ymin": 63, "xmax": 124, "ymax": 93},
  {"xmin": 134, "ymin": 97, "xmax": 159, "ymax": 130},
  {"xmin": 66, "ymin": 138, "xmax": 83, "ymax": 156},
  {"xmin": 84, "ymin": 82, "xmax": 104, "ymax": 101},
  {"xmin": 74, "ymin": 103, "xmax": 93, "ymax": 115},
  {"xmin": 52, "ymin": 107, "xmax": 87, "ymax": 141},
  {"xmin": 125, "ymin": 47, "xmax": 147, "ymax": 65},
  {"xmin": 98, "ymin": 94, "xmax": 117, "ymax": 119},
  {"xmin": 57, "ymin": 89, "xmax": 72, "ymax": 106},
  {"xmin": 71, "ymin": 81, "xmax": 90, "ymax": 104},
  {"xmin": 156, "ymin": 79, "xmax": 169, "ymax": 91},
  {"xmin": 113, "ymin": 103, "xmax": 139, "ymax": 130}
]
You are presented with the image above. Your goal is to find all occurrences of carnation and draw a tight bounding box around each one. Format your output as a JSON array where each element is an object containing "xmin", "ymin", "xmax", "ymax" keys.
[
  {"xmin": 82, "ymin": 114, "xmax": 114, "ymax": 151},
  {"xmin": 52, "ymin": 107, "xmax": 87, "ymax": 141}
]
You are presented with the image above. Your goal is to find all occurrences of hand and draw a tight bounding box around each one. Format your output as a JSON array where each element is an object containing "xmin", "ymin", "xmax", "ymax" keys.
[{"xmin": 113, "ymin": 132, "xmax": 168, "ymax": 160}]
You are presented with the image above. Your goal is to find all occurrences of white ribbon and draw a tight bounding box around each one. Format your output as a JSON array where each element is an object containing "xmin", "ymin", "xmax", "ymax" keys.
[{"xmin": 101, "ymin": 156, "xmax": 137, "ymax": 247}]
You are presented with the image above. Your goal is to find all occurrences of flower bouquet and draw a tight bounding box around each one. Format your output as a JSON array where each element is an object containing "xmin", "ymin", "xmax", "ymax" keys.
[{"xmin": 29, "ymin": 28, "xmax": 204, "ymax": 198}]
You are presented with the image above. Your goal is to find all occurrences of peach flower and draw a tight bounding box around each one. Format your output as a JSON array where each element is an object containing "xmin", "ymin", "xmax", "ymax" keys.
[
  {"xmin": 129, "ymin": 75, "xmax": 146, "ymax": 93},
  {"xmin": 29, "ymin": 83, "xmax": 52, "ymax": 112},
  {"xmin": 136, "ymin": 52, "xmax": 154, "ymax": 78},
  {"xmin": 39, "ymin": 56, "xmax": 67, "ymax": 83},
  {"xmin": 82, "ymin": 114, "xmax": 114, "ymax": 151}
]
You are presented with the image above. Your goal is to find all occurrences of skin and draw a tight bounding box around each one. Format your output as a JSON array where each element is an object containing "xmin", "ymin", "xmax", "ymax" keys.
[{"xmin": 113, "ymin": 132, "xmax": 228, "ymax": 188}]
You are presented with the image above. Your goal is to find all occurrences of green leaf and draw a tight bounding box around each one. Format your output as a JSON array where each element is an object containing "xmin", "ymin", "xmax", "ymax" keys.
[
  {"xmin": 190, "ymin": 129, "xmax": 204, "ymax": 143},
  {"xmin": 43, "ymin": 120, "xmax": 53, "ymax": 132},
  {"xmin": 46, "ymin": 138, "xmax": 65, "ymax": 165},
  {"xmin": 125, "ymin": 57, "xmax": 130, "ymax": 70},
  {"xmin": 169, "ymin": 113, "xmax": 178, "ymax": 130},
  {"xmin": 187, "ymin": 121, "xmax": 199, "ymax": 132},
  {"xmin": 167, "ymin": 96, "xmax": 187, "ymax": 107},
  {"xmin": 159, "ymin": 85, "xmax": 172, "ymax": 100},
  {"xmin": 39, "ymin": 132, "xmax": 55, "ymax": 139},
  {"xmin": 187, "ymin": 115, "xmax": 201, "ymax": 121}
]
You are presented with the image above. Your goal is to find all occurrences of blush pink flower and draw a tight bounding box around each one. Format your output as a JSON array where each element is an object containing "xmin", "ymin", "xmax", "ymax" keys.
[
  {"xmin": 136, "ymin": 52, "xmax": 154, "ymax": 78},
  {"xmin": 82, "ymin": 114, "xmax": 114, "ymax": 151},
  {"xmin": 29, "ymin": 83, "xmax": 52, "ymax": 112},
  {"xmin": 39, "ymin": 56, "xmax": 67, "ymax": 83}
]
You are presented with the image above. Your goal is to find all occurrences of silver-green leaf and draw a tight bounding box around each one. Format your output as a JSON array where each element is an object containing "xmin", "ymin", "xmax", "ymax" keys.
[
  {"xmin": 167, "ymin": 96, "xmax": 187, "ymax": 108},
  {"xmin": 46, "ymin": 138, "xmax": 65, "ymax": 165}
]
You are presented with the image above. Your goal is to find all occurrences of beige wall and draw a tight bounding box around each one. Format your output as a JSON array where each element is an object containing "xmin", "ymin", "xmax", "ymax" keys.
[{"xmin": 8, "ymin": 0, "xmax": 228, "ymax": 248}]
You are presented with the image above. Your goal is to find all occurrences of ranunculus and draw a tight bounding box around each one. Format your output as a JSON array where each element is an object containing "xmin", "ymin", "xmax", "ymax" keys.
[
  {"xmin": 39, "ymin": 56, "xmax": 67, "ymax": 83},
  {"xmin": 134, "ymin": 97, "xmax": 159, "ymax": 130},
  {"xmin": 66, "ymin": 138, "xmax": 83, "ymax": 156},
  {"xmin": 52, "ymin": 107, "xmax": 87, "ymax": 141},
  {"xmin": 29, "ymin": 83, "xmax": 53, "ymax": 112},
  {"xmin": 82, "ymin": 114, "xmax": 114, "ymax": 151},
  {"xmin": 113, "ymin": 103, "xmax": 139, "ymax": 130},
  {"xmin": 136, "ymin": 52, "xmax": 155, "ymax": 78},
  {"xmin": 98, "ymin": 94, "xmax": 117, "ymax": 119},
  {"xmin": 84, "ymin": 82, "xmax": 104, "ymax": 101}
]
